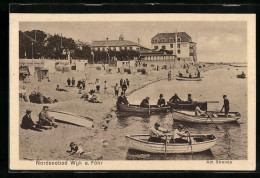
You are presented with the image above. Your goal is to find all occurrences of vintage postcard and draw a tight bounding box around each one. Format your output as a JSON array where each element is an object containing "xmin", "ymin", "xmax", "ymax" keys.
[{"xmin": 9, "ymin": 13, "xmax": 256, "ymax": 171}]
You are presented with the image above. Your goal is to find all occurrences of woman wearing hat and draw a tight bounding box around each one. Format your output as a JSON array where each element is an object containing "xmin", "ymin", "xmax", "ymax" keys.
[
  {"xmin": 170, "ymin": 124, "xmax": 189, "ymax": 143},
  {"xmin": 21, "ymin": 109, "xmax": 42, "ymax": 131},
  {"xmin": 157, "ymin": 94, "xmax": 166, "ymax": 107}
]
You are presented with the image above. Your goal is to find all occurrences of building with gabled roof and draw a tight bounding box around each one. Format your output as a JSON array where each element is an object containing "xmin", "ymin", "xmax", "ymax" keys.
[
  {"xmin": 90, "ymin": 34, "xmax": 150, "ymax": 52},
  {"xmin": 151, "ymin": 32, "xmax": 197, "ymax": 63}
]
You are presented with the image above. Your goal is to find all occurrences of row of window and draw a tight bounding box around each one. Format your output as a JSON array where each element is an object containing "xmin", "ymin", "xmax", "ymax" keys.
[
  {"xmin": 144, "ymin": 55, "xmax": 175, "ymax": 60},
  {"xmin": 154, "ymin": 44, "xmax": 181, "ymax": 50},
  {"xmin": 153, "ymin": 37, "xmax": 181, "ymax": 43},
  {"xmin": 92, "ymin": 46, "xmax": 138, "ymax": 51}
]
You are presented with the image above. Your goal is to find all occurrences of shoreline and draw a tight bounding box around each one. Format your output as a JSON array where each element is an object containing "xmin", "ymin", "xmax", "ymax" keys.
[{"xmin": 19, "ymin": 63, "xmax": 227, "ymax": 160}]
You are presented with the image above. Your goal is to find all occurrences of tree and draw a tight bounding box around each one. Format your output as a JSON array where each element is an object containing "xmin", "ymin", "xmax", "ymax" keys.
[{"xmin": 74, "ymin": 45, "xmax": 91, "ymax": 59}]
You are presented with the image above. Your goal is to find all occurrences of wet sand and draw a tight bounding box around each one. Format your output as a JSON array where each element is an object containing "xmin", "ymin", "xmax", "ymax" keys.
[{"xmin": 19, "ymin": 63, "xmax": 228, "ymax": 160}]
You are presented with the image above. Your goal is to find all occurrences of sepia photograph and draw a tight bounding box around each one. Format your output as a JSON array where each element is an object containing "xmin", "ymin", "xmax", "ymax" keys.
[{"xmin": 9, "ymin": 14, "xmax": 256, "ymax": 171}]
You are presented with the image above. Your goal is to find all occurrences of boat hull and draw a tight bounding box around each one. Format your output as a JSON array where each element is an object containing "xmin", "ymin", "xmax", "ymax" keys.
[
  {"xmin": 48, "ymin": 110, "xmax": 94, "ymax": 128},
  {"xmin": 125, "ymin": 134, "xmax": 216, "ymax": 154},
  {"xmin": 176, "ymin": 77, "xmax": 202, "ymax": 81},
  {"xmin": 237, "ymin": 75, "xmax": 246, "ymax": 79},
  {"xmin": 172, "ymin": 110, "xmax": 240, "ymax": 123},
  {"xmin": 117, "ymin": 102, "xmax": 169, "ymax": 114}
]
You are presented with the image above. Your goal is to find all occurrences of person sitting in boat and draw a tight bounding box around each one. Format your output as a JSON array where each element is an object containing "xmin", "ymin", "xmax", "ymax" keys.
[
  {"xmin": 189, "ymin": 73, "xmax": 192, "ymax": 78},
  {"xmin": 56, "ymin": 85, "xmax": 68, "ymax": 92},
  {"xmin": 178, "ymin": 71, "xmax": 183, "ymax": 77},
  {"xmin": 169, "ymin": 93, "xmax": 182, "ymax": 103},
  {"xmin": 140, "ymin": 97, "xmax": 150, "ymax": 108},
  {"xmin": 38, "ymin": 106, "xmax": 58, "ymax": 129},
  {"xmin": 117, "ymin": 92, "xmax": 129, "ymax": 105},
  {"xmin": 148, "ymin": 122, "xmax": 167, "ymax": 143},
  {"xmin": 220, "ymin": 95, "xmax": 230, "ymax": 117},
  {"xmin": 157, "ymin": 94, "xmax": 166, "ymax": 107},
  {"xmin": 187, "ymin": 94, "xmax": 193, "ymax": 104},
  {"xmin": 169, "ymin": 124, "xmax": 189, "ymax": 143},
  {"xmin": 195, "ymin": 105, "xmax": 206, "ymax": 116}
]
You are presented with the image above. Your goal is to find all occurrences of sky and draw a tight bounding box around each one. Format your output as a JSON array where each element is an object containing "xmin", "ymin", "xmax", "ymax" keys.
[{"xmin": 20, "ymin": 21, "xmax": 247, "ymax": 63}]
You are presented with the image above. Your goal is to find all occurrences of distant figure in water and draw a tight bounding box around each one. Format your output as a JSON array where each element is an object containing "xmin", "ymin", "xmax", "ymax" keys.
[
  {"xmin": 67, "ymin": 78, "xmax": 71, "ymax": 87},
  {"xmin": 221, "ymin": 95, "xmax": 230, "ymax": 117},
  {"xmin": 140, "ymin": 97, "xmax": 150, "ymax": 108},
  {"xmin": 197, "ymin": 68, "xmax": 200, "ymax": 78},
  {"xmin": 187, "ymin": 94, "xmax": 193, "ymax": 104}
]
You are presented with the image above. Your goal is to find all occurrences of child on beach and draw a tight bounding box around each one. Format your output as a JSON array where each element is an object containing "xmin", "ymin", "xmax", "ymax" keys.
[
  {"xmin": 114, "ymin": 83, "xmax": 119, "ymax": 96},
  {"xmin": 69, "ymin": 142, "xmax": 84, "ymax": 155}
]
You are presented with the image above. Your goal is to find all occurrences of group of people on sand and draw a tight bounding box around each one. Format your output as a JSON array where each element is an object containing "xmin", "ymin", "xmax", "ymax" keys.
[
  {"xmin": 149, "ymin": 122, "xmax": 189, "ymax": 143},
  {"xmin": 21, "ymin": 106, "xmax": 58, "ymax": 132}
]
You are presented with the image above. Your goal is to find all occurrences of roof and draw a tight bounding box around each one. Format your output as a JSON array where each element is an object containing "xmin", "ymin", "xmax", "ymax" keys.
[
  {"xmin": 91, "ymin": 40, "xmax": 139, "ymax": 47},
  {"xmin": 151, "ymin": 32, "xmax": 192, "ymax": 43},
  {"xmin": 75, "ymin": 40, "xmax": 89, "ymax": 46}
]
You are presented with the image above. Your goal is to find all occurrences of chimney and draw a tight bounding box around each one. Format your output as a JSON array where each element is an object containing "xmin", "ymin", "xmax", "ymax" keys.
[
  {"xmin": 138, "ymin": 38, "xmax": 140, "ymax": 45},
  {"xmin": 106, "ymin": 38, "xmax": 109, "ymax": 41}
]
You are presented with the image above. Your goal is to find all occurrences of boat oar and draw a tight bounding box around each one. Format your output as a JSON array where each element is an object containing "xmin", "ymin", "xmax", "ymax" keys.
[
  {"xmin": 206, "ymin": 113, "xmax": 220, "ymax": 130},
  {"xmin": 187, "ymin": 131, "xmax": 193, "ymax": 160},
  {"xmin": 164, "ymin": 135, "xmax": 167, "ymax": 159}
]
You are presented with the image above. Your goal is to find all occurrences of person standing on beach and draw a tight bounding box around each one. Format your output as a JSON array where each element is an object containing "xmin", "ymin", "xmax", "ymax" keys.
[
  {"xmin": 197, "ymin": 69, "xmax": 200, "ymax": 78},
  {"xmin": 82, "ymin": 81, "xmax": 86, "ymax": 90},
  {"xmin": 20, "ymin": 86, "xmax": 28, "ymax": 102},
  {"xmin": 122, "ymin": 80, "xmax": 127, "ymax": 93},
  {"xmin": 95, "ymin": 79, "xmax": 100, "ymax": 93},
  {"xmin": 120, "ymin": 78, "xmax": 123, "ymax": 87},
  {"xmin": 221, "ymin": 95, "xmax": 230, "ymax": 117},
  {"xmin": 104, "ymin": 81, "xmax": 107, "ymax": 94},
  {"xmin": 126, "ymin": 78, "xmax": 130, "ymax": 87},
  {"xmin": 67, "ymin": 78, "xmax": 71, "ymax": 87},
  {"xmin": 114, "ymin": 83, "xmax": 119, "ymax": 96},
  {"xmin": 72, "ymin": 77, "xmax": 75, "ymax": 87},
  {"xmin": 168, "ymin": 71, "xmax": 172, "ymax": 80}
]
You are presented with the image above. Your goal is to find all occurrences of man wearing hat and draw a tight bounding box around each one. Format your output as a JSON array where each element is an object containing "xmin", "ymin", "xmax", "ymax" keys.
[
  {"xmin": 38, "ymin": 106, "xmax": 58, "ymax": 128},
  {"xmin": 157, "ymin": 94, "xmax": 166, "ymax": 107},
  {"xmin": 220, "ymin": 95, "xmax": 230, "ymax": 117},
  {"xmin": 140, "ymin": 97, "xmax": 150, "ymax": 108},
  {"xmin": 170, "ymin": 124, "xmax": 188, "ymax": 143},
  {"xmin": 149, "ymin": 122, "xmax": 166, "ymax": 143},
  {"xmin": 21, "ymin": 109, "xmax": 42, "ymax": 131}
]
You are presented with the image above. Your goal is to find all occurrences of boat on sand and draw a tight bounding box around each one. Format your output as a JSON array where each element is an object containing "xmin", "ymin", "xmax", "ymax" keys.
[
  {"xmin": 176, "ymin": 76, "xmax": 202, "ymax": 81},
  {"xmin": 48, "ymin": 110, "xmax": 94, "ymax": 128}
]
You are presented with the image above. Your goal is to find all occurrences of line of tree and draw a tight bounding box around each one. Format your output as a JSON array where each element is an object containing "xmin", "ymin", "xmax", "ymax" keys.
[{"xmin": 19, "ymin": 30, "xmax": 140, "ymax": 63}]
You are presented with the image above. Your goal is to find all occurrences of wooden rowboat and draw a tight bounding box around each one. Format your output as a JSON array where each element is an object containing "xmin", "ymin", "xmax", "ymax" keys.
[
  {"xmin": 172, "ymin": 109, "xmax": 241, "ymax": 123},
  {"xmin": 176, "ymin": 76, "xmax": 202, "ymax": 81},
  {"xmin": 125, "ymin": 134, "xmax": 216, "ymax": 154},
  {"xmin": 117, "ymin": 102, "xmax": 169, "ymax": 114},
  {"xmin": 237, "ymin": 74, "xmax": 246, "ymax": 79},
  {"xmin": 48, "ymin": 110, "xmax": 94, "ymax": 128},
  {"xmin": 167, "ymin": 101, "xmax": 207, "ymax": 111}
]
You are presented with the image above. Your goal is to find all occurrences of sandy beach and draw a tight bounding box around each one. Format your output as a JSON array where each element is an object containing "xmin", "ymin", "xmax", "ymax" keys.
[{"xmin": 19, "ymin": 63, "xmax": 228, "ymax": 160}]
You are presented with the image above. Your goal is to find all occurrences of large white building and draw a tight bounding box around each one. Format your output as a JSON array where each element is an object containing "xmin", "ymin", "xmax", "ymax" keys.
[{"xmin": 151, "ymin": 32, "xmax": 197, "ymax": 63}]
